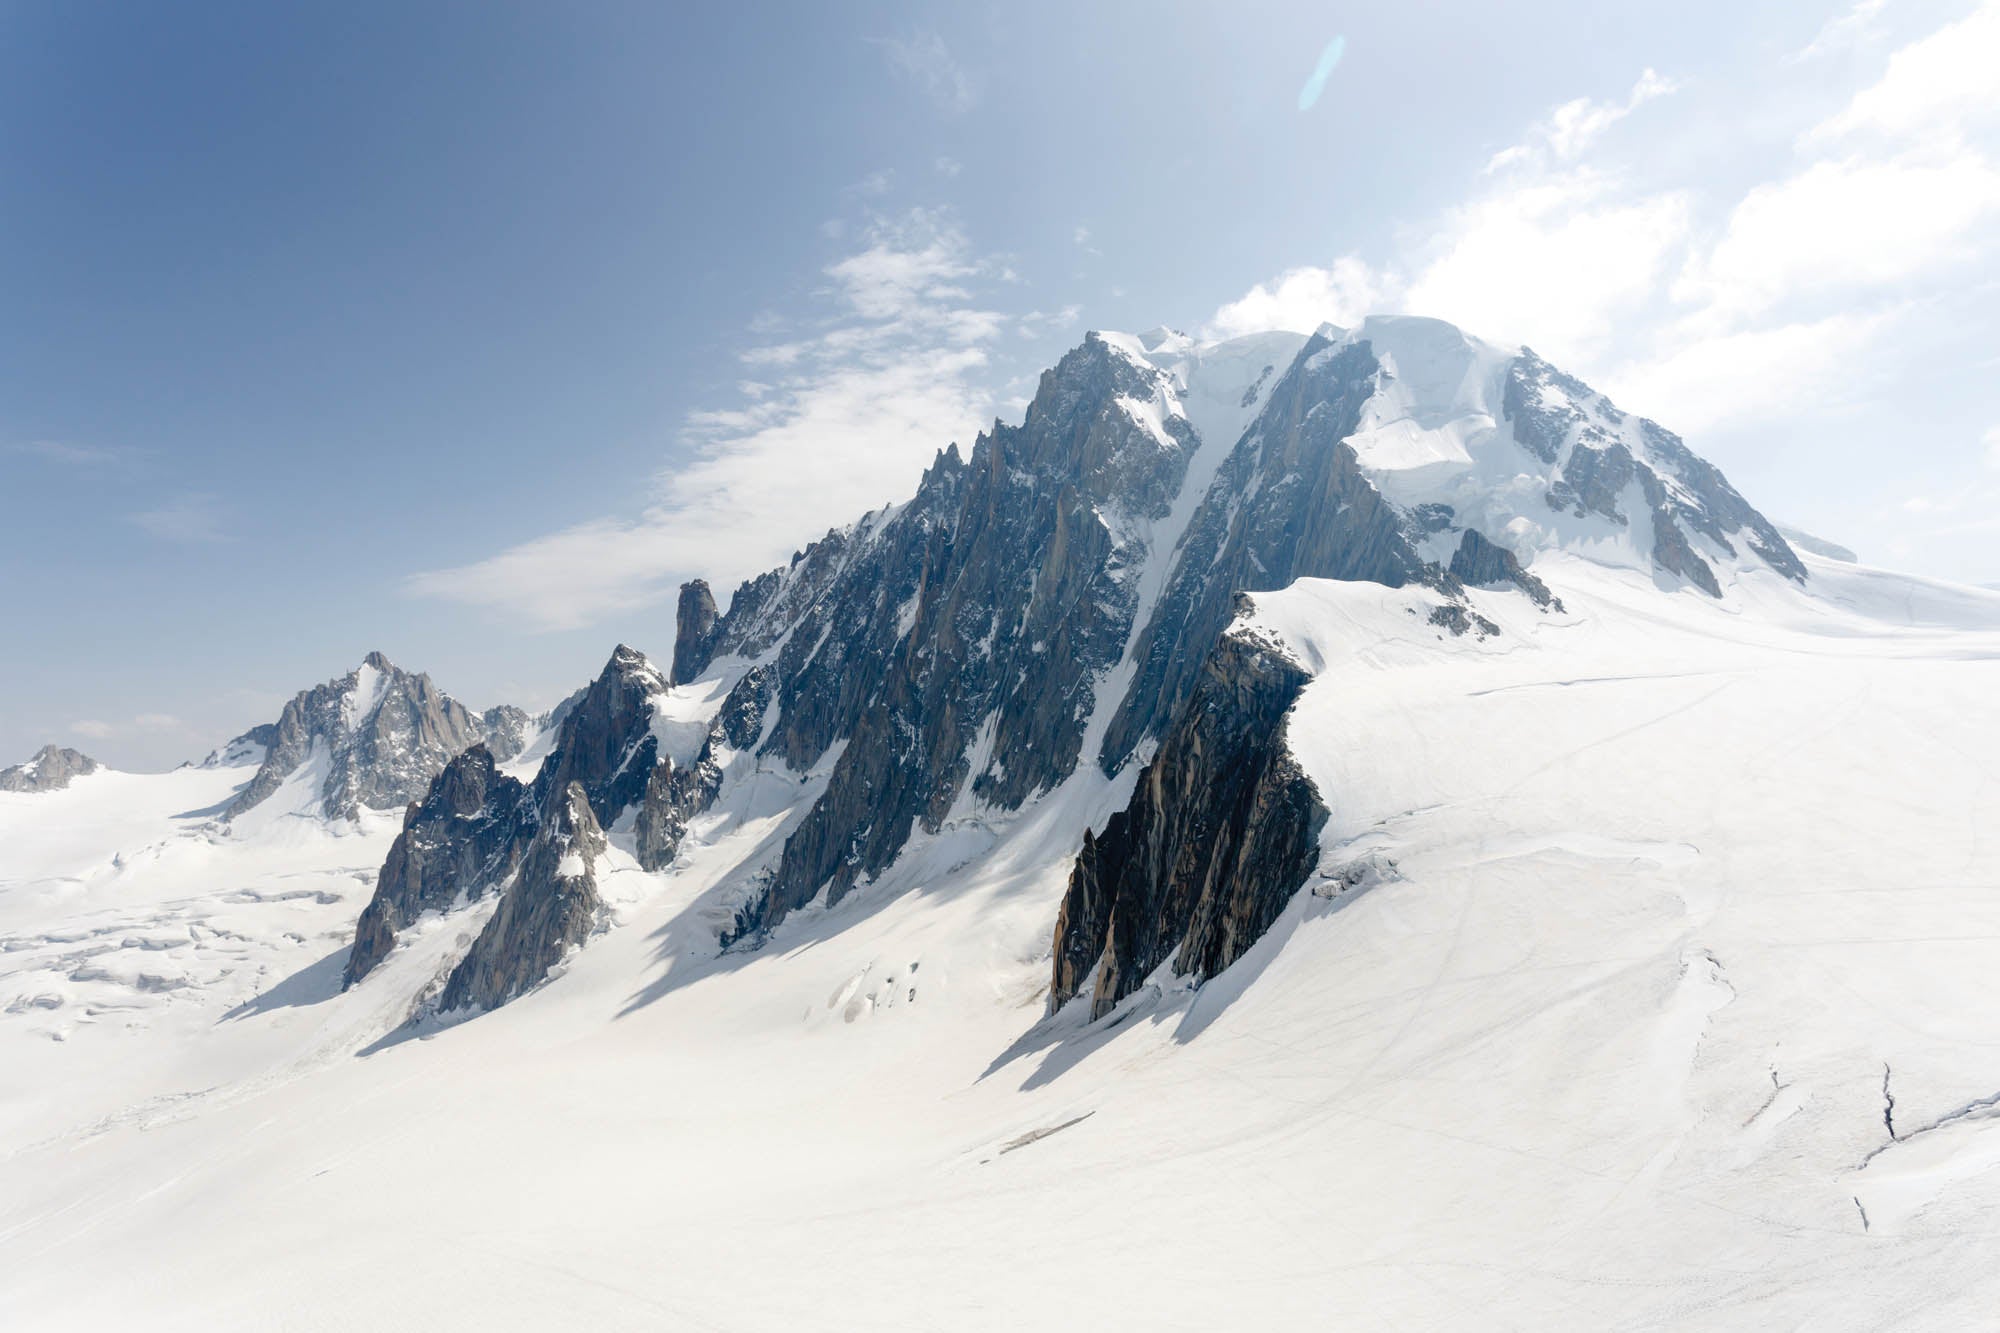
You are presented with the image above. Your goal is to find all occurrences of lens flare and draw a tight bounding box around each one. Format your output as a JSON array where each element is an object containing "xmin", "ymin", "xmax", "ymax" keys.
[{"xmin": 1297, "ymin": 35, "xmax": 1346, "ymax": 111}]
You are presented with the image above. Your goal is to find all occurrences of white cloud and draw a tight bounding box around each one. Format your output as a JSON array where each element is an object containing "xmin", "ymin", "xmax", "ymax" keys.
[
  {"xmin": 1677, "ymin": 149, "xmax": 2000, "ymax": 321},
  {"xmin": 131, "ymin": 492, "xmax": 228, "ymax": 544},
  {"xmin": 934, "ymin": 156, "xmax": 963, "ymax": 177},
  {"xmin": 1606, "ymin": 309, "xmax": 1899, "ymax": 432},
  {"xmin": 71, "ymin": 719, "xmax": 115, "ymax": 740},
  {"xmin": 1213, "ymin": 9, "xmax": 2000, "ymax": 442},
  {"xmin": 1204, "ymin": 257, "xmax": 1391, "ymax": 338},
  {"xmin": 876, "ymin": 32, "xmax": 978, "ymax": 114},
  {"xmin": 1984, "ymin": 424, "xmax": 2000, "ymax": 469},
  {"xmin": 1791, "ymin": 0, "xmax": 1890, "ymax": 64},
  {"xmin": 1807, "ymin": 0, "xmax": 2000, "ymax": 143},
  {"xmin": 1404, "ymin": 172, "xmax": 1691, "ymax": 359},
  {"xmin": 409, "ymin": 211, "xmax": 1010, "ymax": 630},
  {"xmin": 1486, "ymin": 68, "xmax": 1678, "ymax": 171}
]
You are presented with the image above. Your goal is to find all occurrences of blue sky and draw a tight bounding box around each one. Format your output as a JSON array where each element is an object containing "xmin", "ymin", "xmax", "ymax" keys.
[{"xmin": 6, "ymin": 0, "xmax": 1998, "ymax": 769}]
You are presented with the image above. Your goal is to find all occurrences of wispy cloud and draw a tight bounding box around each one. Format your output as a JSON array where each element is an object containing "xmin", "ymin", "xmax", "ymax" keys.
[
  {"xmin": 875, "ymin": 31, "xmax": 978, "ymax": 114},
  {"xmin": 1985, "ymin": 424, "xmax": 2000, "ymax": 470},
  {"xmin": 409, "ymin": 209, "xmax": 1013, "ymax": 630},
  {"xmin": 132, "ymin": 492, "xmax": 229, "ymax": 544},
  {"xmin": 6, "ymin": 439, "xmax": 135, "ymax": 469},
  {"xmin": 1790, "ymin": 0, "xmax": 1890, "ymax": 64},
  {"xmin": 1484, "ymin": 68, "xmax": 1677, "ymax": 172},
  {"xmin": 71, "ymin": 719, "xmax": 115, "ymax": 740}
]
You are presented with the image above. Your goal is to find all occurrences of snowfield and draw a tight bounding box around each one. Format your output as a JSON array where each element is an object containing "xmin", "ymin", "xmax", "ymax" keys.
[{"xmin": 5, "ymin": 565, "xmax": 2000, "ymax": 1327}]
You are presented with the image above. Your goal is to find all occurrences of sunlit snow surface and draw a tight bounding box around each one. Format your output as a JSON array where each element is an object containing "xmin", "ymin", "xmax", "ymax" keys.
[{"xmin": 4, "ymin": 552, "xmax": 2000, "ymax": 1329}]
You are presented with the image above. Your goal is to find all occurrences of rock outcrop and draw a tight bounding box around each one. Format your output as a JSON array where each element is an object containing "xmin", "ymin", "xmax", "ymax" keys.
[
  {"xmin": 1052, "ymin": 620, "xmax": 1327, "ymax": 1019},
  {"xmin": 0, "ymin": 745, "xmax": 100, "ymax": 793},
  {"xmin": 343, "ymin": 745, "xmax": 537, "ymax": 987},
  {"xmin": 436, "ymin": 782, "xmax": 607, "ymax": 1014},
  {"xmin": 672, "ymin": 580, "xmax": 721, "ymax": 685},
  {"xmin": 1448, "ymin": 528, "xmax": 1562, "ymax": 611},
  {"xmin": 1507, "ymin": 348, "xmax": 1804, "ymax": 597},
  {"xmin": 226, "ymin": 652, "xmax": 522, "ymax": 821}
]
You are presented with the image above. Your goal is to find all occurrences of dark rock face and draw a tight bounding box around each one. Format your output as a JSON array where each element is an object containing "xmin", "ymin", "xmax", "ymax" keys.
[
  {"xmin": 1636, "ymin": 420, "xmax": 1806, "ymax": 582},
  {"xmin": 709, "ymin": 335, "xmax": 1204, "ymax": 944},
  {"xmin": 437, "ymin": 782, "xmax": 608, "ymax": 1014},
  {"xmin": 225, "ymin": 652, "xmax": 518, "ymax": 821},
  {"xmin": 1428, "ymin": 603, "xmax": 1500, "ymax": 637},
  {"xmin": 1051, "ymin": 623, "xmax": 1327, "ymax": 1019},
  {"xmin": 0, "ymin": 745, "xmax": 100, "ymax": 793},
  {"xmin": 1506, "ymin": 348, "xmax": 1803, "ymax": 597},
  {"xmin": 528, "ymin": 645, "xmax": 667, "ymax": 827},
  {"xmin": 1101, "ymin": 333, "xmax": 1433, "ymax": 772},
  {"xmin": 1448, "ymin": 529, "xmax": 1562, "ymax": 612},
  {"xmin": 1547, "ymin": 441, "xmax": 1637, "ymax": 525},
  {"xmin": 672, "ymin": 580, "xmax": 721, "ymax": 685},
  {"xmin": 1503, "ymin": 350, "xmax": 1599, "ymax": 463},
  {"xmin": 633, "ymin": 666, "xmax": 774, "ymax": 872},
  {"xmin": 342, "ymin": 745, "xmax": 536, "ymax": 988},
  {"xmin": 478, "ymin": 705, "xmax": 535, "ymax": 763}
]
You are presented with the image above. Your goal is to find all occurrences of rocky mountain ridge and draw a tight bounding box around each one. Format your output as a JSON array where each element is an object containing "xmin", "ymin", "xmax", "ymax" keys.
[{"xmin": 330, "ymin": 315, "xmax": 1808, "ymax": 1027}]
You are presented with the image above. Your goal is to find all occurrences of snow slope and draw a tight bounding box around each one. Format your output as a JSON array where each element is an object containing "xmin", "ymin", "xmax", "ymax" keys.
[{"xmin": 3, "ymin": 551, "xmax": 1998, "ymax": 1329}]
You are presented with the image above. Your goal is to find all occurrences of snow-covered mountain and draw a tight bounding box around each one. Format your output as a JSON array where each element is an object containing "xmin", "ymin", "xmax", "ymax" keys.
[{"xmin": 4, "ymin": 316, "xmax": 1999, "ymax": 1330}]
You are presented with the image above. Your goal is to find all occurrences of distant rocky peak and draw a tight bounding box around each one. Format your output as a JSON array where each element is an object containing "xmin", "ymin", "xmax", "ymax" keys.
[
  {"xmin": 223, "ymin": 654, "xmax": 525, "ymax": 822},
  {"xmin": 0, "ymin": 745, "xmax": 100, "ymax": 794}
]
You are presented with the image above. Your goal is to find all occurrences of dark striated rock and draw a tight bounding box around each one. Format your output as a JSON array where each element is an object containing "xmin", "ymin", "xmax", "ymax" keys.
[
  {"xmin": 1504, "ymin": 349, "xmax": 1597, "ymax": 463},
  {"xmin": 1411, "ymin": 502, "xmax": 1457, "ymax": 534},
  {"xmin": 529, "ymin": 645, "xmax": 667, "ymax": 827},
  {"xmin": 1546, "ymin": 440, "xmax": 1636, "ymax": 524},
  {"xmin": 1101, "ymin": 332, "xmax": 1434, "ymax": 772},
  {"xmin": 1448, "ymin": 529, "xmax": 1563, "ymax": 612},
  {"xmin": 1506, "ymin": 347, "xmax": 1802, "ymax": 597},
  {"xmin": 1641, "ymin": 471, "xmax": 1724, "ymax": 597},
  {"xmin": 672, "ymin": 580, "xmax": 722, "ymax": 685},
  {"xmin": 1637, "ymin": 420, "xmax": 1805, "ymax": 582},
  {"xmin": 0, "ymin": 745, "xmax": 100, "ymax": 793},
  {"xmin": 1051, "ymin": 622, "xmax": 1327, "ymax": 1019},
  {"xmin": 714, "ymin": 335, "xmax": 1202, "ymax": 944},
  {"xmin": 437, "ymin": 781, "xmax": 608, "ymax": 1014},
  {"xmin": 342, "ymin": 745, "xmax": 536, "ymax": 988},
  {"xmin": 633, "ymin": 666, "xmax": 775, "ymax": 872},
  {"xmin": 1428, "ymin": 603, "xmax": 1501, "ymax": 637},
  {"xmin": 225, "ymin": 652, "xmax": 517, "ymax": 821}
]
